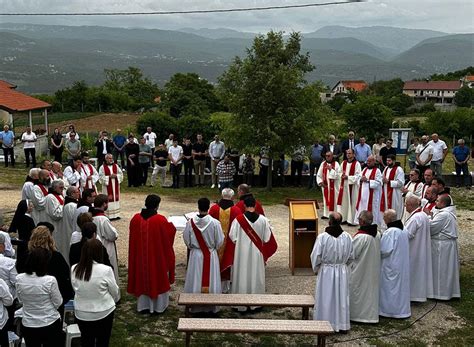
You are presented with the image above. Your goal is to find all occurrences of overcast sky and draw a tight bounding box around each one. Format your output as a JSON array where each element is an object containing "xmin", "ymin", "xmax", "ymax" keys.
[{"xmin": 0, "ymin": 0, "xmax": 473, "ymax": 33}]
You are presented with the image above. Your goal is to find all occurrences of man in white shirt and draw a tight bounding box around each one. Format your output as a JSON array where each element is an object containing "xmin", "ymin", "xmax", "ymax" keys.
[
  {"xmin": 168, "ymin": 140, "xmax": 183, "ymax": 189},
  {"xmin": 428, "ymin": 133, "xmax": 448, "ymax": 177},
  {"xmin": 209, "ymin": 135, "xmax": 226, "ymax": 188},
  {"xmin": 143, "ymin": 127, "xmax": 157, "ymax": 149},
  {"xmin": 164, "ymin": 133, "xmax": 174, "ymax": 149},
  {"xmin": 415, "ymin": 135, "xmax": 433, "ymax": 177},
  {"xmin": 21, "ymin": 126, "xmax": 37, "ymax": 168}
]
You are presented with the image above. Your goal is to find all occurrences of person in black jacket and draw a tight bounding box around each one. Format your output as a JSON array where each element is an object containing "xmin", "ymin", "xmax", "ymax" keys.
[
  {"xmin": 322, "ymin": 134, "xmax": 343, "ymax": 162},
  {"xmin": 95, "ymin": 131, "xmax": 114, "ymax": 168},
  {"xmin": 125, "ymin": 134, "xmax": 141, "ymax": 187},
  {"xmin": 340, "ymin": 131, "xmax": 359, "ymax": 161},
  {"xmin": 70, "ymin": 222, "xmax": 111, "ymax": 268},
  {"xmin": 9, "ymin": 200, "xmax": 36, "ymax": 273}
]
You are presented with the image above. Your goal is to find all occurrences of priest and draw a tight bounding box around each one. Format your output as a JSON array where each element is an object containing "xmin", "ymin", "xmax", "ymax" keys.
[
  {"xmin": 92, "ymin": 194, "xmax": 120, "ymax": 287},
  {"xmin": 317, "ymin": 151, "xmax": 341, "ymax": 218},
  {"xmin": 224, "ymin": 197, "xmax": 277, "ymax": 309},
  {"xmin": 355, "ymin": 156, "xmax": 383, "ymax": 226},
  {"xmin": 311, "ymin": 212, "xmax": 352, "ymax": 332},
  {"xmin": 379, "ymin": 209, "xmax": 411, "ymax": 319},
  {"xmin": 404, "ymin": 195, "xmax": 433, "ymax": 302},
  {"xmin": 128, "ymin": 194, "xmax": 176, "ymax": 313},
  {"xmin": 80, "ymin": 152, "xmax": 99, "ymax": 192},
  {"xmin": 422, "ymin": 186, "xmax": 438, "ymax": 216},
  {"xmin": 337, "ymin": 149, "xmax": 361, "ymax": 225},
  {"xmin": 64, "ymin": 156, "xmax": 83, "ymax": 192},
  {"xmin": 401, "ymin": 169, "xmax": 423, "ymax": 222},
  {"xmin": 183, "ymin": 198, "xmax": 224, "ymax": 313},
  {"xmin": 429, "ymin": 194, "xmax": 460, "ymax": 300},
  {"xmin": 350, "ymin": 210, "xmax": 380, "ymax": 323},
  {"xmin": 31, "ymin": 169, "xmax": 51, "ymax": 224},
  {"xmin": 62, "ymin": 186, "xmax": 81, "ymax": 259},
  {"xmin": 44, "ymin": 180, "xmax": 69, "ymax": 261},
  {"xmin": 208, "ymin": 188, "xmax": 242, "ymax": 293},
  {"xmin": 99, "ymin": 153, "xmax": 124, "ymax": 220},
  {"xmin": 21, "ymin": 168, "xmax": 40, "ymax": 201},
  {"xmin": 380, "ymin": 154, "xmax": 405, "ymax": 219},
  {"xmin": 235, "ymin": 184, "xmax": 265, "ymax": 215}
]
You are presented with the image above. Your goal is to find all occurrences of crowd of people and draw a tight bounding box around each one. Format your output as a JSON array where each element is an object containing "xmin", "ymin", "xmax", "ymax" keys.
[{"xmin": 0, "ymin": 122, "xmax": 466, "ymax": 344}]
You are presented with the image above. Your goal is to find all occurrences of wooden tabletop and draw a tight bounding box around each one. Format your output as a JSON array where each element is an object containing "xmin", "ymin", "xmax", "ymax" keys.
[
  {"xmin": 178, "ymin": 318, "xmax": 333, "ymax": 335},
  {"xmin": 178, "ymin": 294, "xmax": 315, "ymax": 307}
]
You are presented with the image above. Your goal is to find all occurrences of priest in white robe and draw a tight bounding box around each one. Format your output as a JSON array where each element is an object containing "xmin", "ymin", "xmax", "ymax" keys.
[
  {"xmin": 355, "ymin": 156, "xmax": 383, "ymax": 226},
  {"xmin": 404, "ymin": 196, "xmax": 433, "ymax": 302},
  {"xmin": 311, "ymin": 212, "xmax": 352, "ymax": 332},
  {"xmin": 64, "ymin": 157, "xmax": 83, "ymax": 192},
  {"xmin": 62, "ymin": 186, "xmax": 81, "ymax": 258},
  {"xmin": 401, "ymin": 169, "xmax": 424, "ymax": 222},
  {"xmin": 379, "ymin": 209, "xmax": 411, "ymax": 318},
  {"xmin": 99, "ymin": 154, "xmax": 123, "ymax": 220},
  {"xmin": 317, "ymin": 151, "xmax": 341, "ymax": 218},
  {"xmin": 337, "ymin": 149, "xmax": 361, "ymax": 225},
  {"xmin": 44, "ymin": 180, "xmax": 70, "ymax": 262},
  {"xmin": 80, "ymin": 152, "xmax": 99, "ymax": 192},
  {"xmin": 350, "ymin": 210, "xmax": 380, "ymax": 323},
  {"xmin": 51, "ymin": 161, "xmax": 69, "ymax": 193},
  {"xmin": 380, "ymin": 154, "xmax": 405, "ymax": 219},
  {"xmin": 92, "ymin": 194, "xmax": 120, "ymax": 289},
  {"xmin": 429, "ymin": 194, "xmax": 460, "ymax": 300},
  {"xmin": 183, "ymin": 198, "xmax": 224, "ymax": 313},
  {"xmin": 31, "ymin": 169, "xmax": 50, "ymax": 224},
  {"xmin": 224, "ymin": 196, "xmax": 277, "ymax": 302},
  {"xmin": 21, "ymin": 168, "xmax": 40, "ymax": 201}
]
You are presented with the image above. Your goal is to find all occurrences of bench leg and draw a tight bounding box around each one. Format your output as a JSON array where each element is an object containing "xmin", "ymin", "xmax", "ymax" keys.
[
  {"xmin": 317, "ymin": 335, "xmax": 326, "ymax": 347},
  {"xmin": 302, "ymin": 307, "xmax": 309, "ymax": 320},
  {"xmin": 185, "ymin": 306, "xmax": 190, "ymax": 318},
  {"xmin": 185, "ymin": 332, "xmax": 192, "ymax": 347}
]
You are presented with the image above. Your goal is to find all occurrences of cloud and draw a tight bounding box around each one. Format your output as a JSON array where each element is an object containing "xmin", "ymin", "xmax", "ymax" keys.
[{"xmin": 0, "ymin": 0, "xmax": 472, "ymax": 33}]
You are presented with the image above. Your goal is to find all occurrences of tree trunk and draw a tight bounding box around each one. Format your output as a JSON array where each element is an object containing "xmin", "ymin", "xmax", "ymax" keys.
[{"xmin": 266, "ymin": 158, "xmax": 273, "ymax": 191}]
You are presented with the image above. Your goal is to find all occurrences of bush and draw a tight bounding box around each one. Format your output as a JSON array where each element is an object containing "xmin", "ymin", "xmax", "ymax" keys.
[{"xmin": 136, "ymin": 111, "xmax": 178, "ymax": 142}]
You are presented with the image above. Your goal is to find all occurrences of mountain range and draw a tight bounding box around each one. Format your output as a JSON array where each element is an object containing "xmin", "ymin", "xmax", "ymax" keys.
[{"xmin": 0, "ymin": 23, "xmax": 472, "ymax": 93}]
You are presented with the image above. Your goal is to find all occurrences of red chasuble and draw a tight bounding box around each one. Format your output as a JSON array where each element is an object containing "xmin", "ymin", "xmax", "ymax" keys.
[
  {"xmin": 127, "ymin": 213, "xmax": 176, "ymax": 299},
  {"xmin": 221, "ymin": 214, "xmax": 278, "ymax": 272},
  {"xmin": 103, "ymin": 164, "xmax": 120, "ymax": 202}
]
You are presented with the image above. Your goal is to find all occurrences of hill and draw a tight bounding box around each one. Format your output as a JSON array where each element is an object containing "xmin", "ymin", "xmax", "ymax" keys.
[{"xmin": 178, "ymin": 27, "xmax": 258, "ymax": 39}]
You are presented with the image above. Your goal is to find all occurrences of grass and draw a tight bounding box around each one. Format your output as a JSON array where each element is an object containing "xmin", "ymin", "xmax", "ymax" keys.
[{"xmin": 13, "ymin": 112, "xmax": 100, "ymax": 129}]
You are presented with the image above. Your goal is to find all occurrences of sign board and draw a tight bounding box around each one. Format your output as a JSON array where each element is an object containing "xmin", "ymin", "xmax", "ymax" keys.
[{"xmin": 389, "ymin": 128, "xmax": 411, "ymax": 155}]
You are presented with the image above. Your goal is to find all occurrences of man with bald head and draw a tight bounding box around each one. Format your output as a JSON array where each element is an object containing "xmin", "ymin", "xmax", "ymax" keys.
[
  {"xmin": 317, "ymin": 151, "xmax": 341, "ymax": 219},
  {"xmin": 31, "ymin": 169, "xmax": 51, "ymax": 224},
  {"xmin": 429, "ymin": 194, "xmax": 460, "ymax": 300},
  {"xmin": 355, "ymin": 155, "xmax": 383, "ymax": 225},
  {"xmin": 416, "ymin": 135, "xmax": 433, "ymax": 176},
  {"xmin": 428, "ymin": 133, "xmax": 448, "ymax": 177},
  {"xmin": 379, "ymin": 209, "xmax": 410, "ymax": 318},
  {"xmin": 404, "ymin": 195, "xmax": 433, "ymax": 302},
  {"xmin": 22, "ymin": 168, "xmax": 40, "ymax": 200}
]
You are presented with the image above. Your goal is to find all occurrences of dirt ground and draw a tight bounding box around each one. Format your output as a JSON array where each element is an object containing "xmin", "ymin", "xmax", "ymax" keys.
[
  {"xmin": 1, "ymin": 187, "xmax": 473, "ymax": 345},
  {"xmin": 49, "ymin": 113, "xmax": 140, "ymax": 133}
]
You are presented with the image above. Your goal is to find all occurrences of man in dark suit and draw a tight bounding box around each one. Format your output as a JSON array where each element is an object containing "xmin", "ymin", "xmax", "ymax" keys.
[
  {"xmin": 322, "ymin": 134, "xmax": 342, "ymax": 162},
  {"xmin": 95, "ymin": 131, "xmax": 114, "ymax": 168},
  {"xmin": 340, "ymin": 131, "xmax": 359, "ymax": 161}
]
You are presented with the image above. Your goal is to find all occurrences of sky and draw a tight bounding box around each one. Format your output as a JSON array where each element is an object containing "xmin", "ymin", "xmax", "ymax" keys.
[{"xmin": 0, "ymin": 0, "xmax": 473, "ymax": 33}]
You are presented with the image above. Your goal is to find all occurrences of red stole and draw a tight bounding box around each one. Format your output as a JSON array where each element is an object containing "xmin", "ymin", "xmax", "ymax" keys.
[
  {"xmin": 356, "ymin": 167, "xmax": 377, "ymax": 211},
  {"xmin": 405, "ymin": 181, "xmax": 421, "ymax": 193},
  {"xmin": 322, "ymin": 161, "xmax": 336, "ymax": 211},
  {"xmin": 103, "ymin": 164, "xmax": 120, "ymax": 202},
  {"xmin": 425, "ymin": 202, "xmax": 436, "ymax": 212},
  {"xmin": 82, "ymin": 163, "xmax": 96, "ymax": 191},
  {"xmin": 37, "ymin": 184, "xmax": 48, "ymax": 196},
  {"xmin": 380, "ymin": 166, "xmax": 398, "ymax": 211},
  {"xmin": 337, "ymin": 160, "xmax": 357, "ymax": 206},
  {"xmin": 190, "ymin": 219, "xmax": 211, "ymax": 293},
  {"xmin": 52, "ymin": 193, "xmax": 64, "ymax": 205},
  {"xmin": 48, "ymin": 171, "xmax": 55, "ymax": 180}
]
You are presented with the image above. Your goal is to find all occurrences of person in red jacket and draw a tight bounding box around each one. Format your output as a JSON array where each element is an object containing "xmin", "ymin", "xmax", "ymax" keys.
[
  {"xmin": 128, "ymin": 194, "xmax": 176, "ymax": 314},
  {"xmin": 235, "ymin": 184, "xmax": 265, "ymax": 215}
]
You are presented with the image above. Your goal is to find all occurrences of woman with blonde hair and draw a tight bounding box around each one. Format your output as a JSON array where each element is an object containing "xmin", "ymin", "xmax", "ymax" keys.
[{"xmin": 28, "ymin": 226, "xmax": 74, "ymax": 315}]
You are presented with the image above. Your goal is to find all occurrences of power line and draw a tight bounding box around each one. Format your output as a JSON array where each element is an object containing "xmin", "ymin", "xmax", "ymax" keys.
[{"xmin": 0, "ymin": 1, "xmax": 363, "ymax": 16}]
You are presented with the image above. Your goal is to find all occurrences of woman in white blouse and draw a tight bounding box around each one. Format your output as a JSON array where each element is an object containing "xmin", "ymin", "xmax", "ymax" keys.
[
  {"xmin": 0, "ymin": 278, "xmax": 13, "ymax": 347},
  {"xmin": 71, "ymin": 239, "xmax": 119, "ymax": 347},
  {"xmin": 16, "ymin": 247, "xmax": 63, "ymax": 346}
]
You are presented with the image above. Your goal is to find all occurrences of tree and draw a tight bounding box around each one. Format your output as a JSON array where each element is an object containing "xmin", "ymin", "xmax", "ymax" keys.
[
  {"xmin": 162, "ymin": 73, "xmax": 222, "ymax": 118},
  {"xmin": 218, "ymin": 31, "xmax": 322, "ymax": 190},
  {"xmin": 341, "ymin": 96, "xmax": 394, "ymax": 141},
  {"xmin": 454, "ymin": 86, "xmax": 474, "ymax": 107},
  {"xmin": 136, "ymin": 111, "xmax": 178, "ymax": 141},
  {"xmin": 71, "ymin": 81, "xmax": 88, "ymax": 112},
  {"xmin": 422, "ymin": 108, "xmax": 474, "ymax": 140},
  {"xmin": 367, "ymin": 78, "xmax": 404, "ymax": 98}
]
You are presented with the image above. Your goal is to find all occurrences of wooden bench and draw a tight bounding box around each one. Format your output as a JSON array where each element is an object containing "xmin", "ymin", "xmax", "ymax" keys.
[
  {"xmin": 178, "ymin": 318, "xmax": 334, "ymax": 347},
  {"xmin": 178, "ymin": 293, "xmax": 314, "ymax": 319}
]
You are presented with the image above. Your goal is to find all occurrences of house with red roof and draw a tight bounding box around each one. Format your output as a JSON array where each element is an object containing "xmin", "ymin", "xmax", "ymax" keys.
[
  {"xmin": 402, "ymin": 80, "xmax": 462, "ymax": 106},
  {"xmin": 331, "ymin": 80, "xmax": 368, "ymax": 94}
]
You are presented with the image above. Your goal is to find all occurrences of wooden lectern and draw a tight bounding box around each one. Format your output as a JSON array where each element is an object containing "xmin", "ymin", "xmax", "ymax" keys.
[{"xmin": 289, "ymin": 201, "xmax": 318, "ymax": 275}]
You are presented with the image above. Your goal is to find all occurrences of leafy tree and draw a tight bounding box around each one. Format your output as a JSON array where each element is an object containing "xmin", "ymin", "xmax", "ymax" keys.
[
  {"xmin": 454, "ymin": 86, "xmax": 474, "ymax": 107},
  {"xmin": 218, "ymin": 31, "xmax": 322, "ymax": 190},
  {"xmin": 162, "ymin": 73, "xmax": 221, "ymax": 118},
  {"xmin": 136, "ymin": 111, "xmax": 178, "ymax": 141},
  {"xmin": 71, "ymin": 81, "xmax": 88, "ymax": 112},
  {"xmin": 327, "ymin": 94, "xmax": 347, "ymax": 112},
  {"xmin": 385, "ymin": 93, "xmax": 414, "ymax": 115},
  {"xmin": 341, "ymin": 96, "xmax": 394, "ymax": 141},
  {"xmin": 422, "ymin": 108, "xmax": 474, "ymax": 140},
  {"xmin": 367, "ymin": 78, "xmax": 404, "ymax": 98},
  {"xmin": 430, "ymin": 66, "xmax": 474, "ymax": 81}
]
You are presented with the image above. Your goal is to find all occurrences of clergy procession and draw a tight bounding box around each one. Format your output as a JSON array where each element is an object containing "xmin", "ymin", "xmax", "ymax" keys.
[{"xmin": 0, "ymin": 125, "xmax": 465, "ymax": 346}]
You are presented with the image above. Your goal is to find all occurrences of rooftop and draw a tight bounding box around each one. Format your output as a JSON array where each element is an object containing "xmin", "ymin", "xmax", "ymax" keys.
[
  {"xmin": 0, "ymin": 81, "xmax": 51, "ymax": 112},
  {"xmin": 403, "ymin": 80, "xmax": 462, "ymax": 91}
]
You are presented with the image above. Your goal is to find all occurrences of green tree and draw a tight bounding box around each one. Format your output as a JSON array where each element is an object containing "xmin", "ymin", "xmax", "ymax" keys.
[
  {"xmin": 71, "ymin": 81, "xmax": 88, "ymax": 112},
  {"xmin": 162, "ymin": 73, "xmax": 221, "ymax": 118},
  {"xmin": 327, "ymin": 94, "xmax": 347, "ymax": 112},
  {"xmin": 136, "ymin": 111, "xmax": 178, "ymax": 141},
  {"xmin": 454, "ymin": 86, "xmax": 474, "ymax": 107},
  {"xmin": 422, "ymin": 108, "xmax": 474, "ymax": 140},
  {"xmin": 367, "ymin": 78, "xmax": 404, "ymax": 98},
  {"xmin": 218, "ymin": 31, "xmax": 322, "ymax": 190},
  {"xmin": 341, "ymin": 96, "xmax": 394, "ymax": 141}
]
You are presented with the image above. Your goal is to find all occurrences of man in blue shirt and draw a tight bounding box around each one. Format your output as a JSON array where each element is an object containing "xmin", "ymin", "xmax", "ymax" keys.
[
  {"xmin": 353, "ymin": 136, "xmax": 372, "ymax": 167},
  {"xmin": 0, "ymin": 125, "xmax": 15, "ymax": 167},
  {"xmin": 452, "ymin": 138, "xmax": 471, "ymax": 188},
  {"xmin": 308, "ymin": 139, "xmax": 324, "ymax": 189},
  {"xmin": 112, "ymin": 128, "xmax": 127, "ymax": 169}
]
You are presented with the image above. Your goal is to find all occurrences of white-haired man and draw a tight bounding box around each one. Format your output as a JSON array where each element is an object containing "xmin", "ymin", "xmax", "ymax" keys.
[
  {"xmin": 22, "ymin": 168, "xmax": 40, "ymax": 200},
  {"xmin": 99, "ymin": 153, "xmax": 123, "ymax": 219},
  {"xmin": 44, "ymin": 180, "xmax": 69, "ymax": 261}
]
